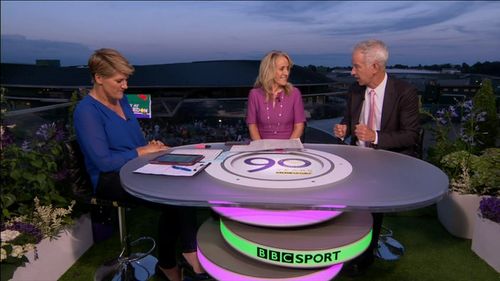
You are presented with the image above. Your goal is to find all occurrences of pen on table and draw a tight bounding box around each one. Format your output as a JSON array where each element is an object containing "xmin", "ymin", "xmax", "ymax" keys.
[
  {"xmin": 195, "ymin": 143, "xmax": 211, "ymax": 149},
  {"xmin": 172, "ymin": 165, "xmax": 192, "ymax": 172}
]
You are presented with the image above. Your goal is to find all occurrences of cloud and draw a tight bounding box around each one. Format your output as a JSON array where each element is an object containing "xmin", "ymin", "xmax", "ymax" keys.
[
  {"xmin": 321, "ymin": 3, "xmax": 478, "ymax": 36},
  {"xmin": 246, "ymin": 2, "xmax": 480, "ymax": 37},
  {"xmin": 1, "ymin": 34, "xmax": 91, "ymax": 66},
  {"xmin": 1, "ymin": 2, "xmax": 498, "ymax": 67},
  {"xmin": 245, "ymin": 2, "xmax": 341, "ymax": 25}
]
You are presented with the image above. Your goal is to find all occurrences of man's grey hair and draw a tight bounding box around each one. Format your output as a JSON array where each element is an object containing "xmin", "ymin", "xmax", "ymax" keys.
[{"xmin": 354, "ymin": 39, "xmax": 389, "ymax": 68}]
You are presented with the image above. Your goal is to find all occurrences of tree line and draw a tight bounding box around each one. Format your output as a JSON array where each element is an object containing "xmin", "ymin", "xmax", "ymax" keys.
[{"xmin": 308, "ymin": 61, "xmax": 500, "ymax": 77}]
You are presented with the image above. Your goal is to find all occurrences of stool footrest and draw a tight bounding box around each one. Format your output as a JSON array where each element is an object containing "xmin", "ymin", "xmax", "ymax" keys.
[
  {"xmin": 119, "ymin": 236, "xmax": 156, "ymax": 263},
  {"xmin": 94, "ymin": 237, "xmax": 157, "ymax": 281},
  {"xmin": 94, "ymin": 253, "xmax": 158, "ymax": 281}
]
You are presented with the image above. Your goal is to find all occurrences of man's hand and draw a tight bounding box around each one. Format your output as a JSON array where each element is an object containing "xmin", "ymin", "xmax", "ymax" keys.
[
  {"xmin": 334, "ymin": 124, "xmax": 347, "ymax": 139},
  {"xmin": 355, "ymin": 124, "xmax": 376, "ymax": 142}
]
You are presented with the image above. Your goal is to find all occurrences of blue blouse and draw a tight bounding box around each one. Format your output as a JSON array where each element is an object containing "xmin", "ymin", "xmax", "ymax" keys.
[{"xmin": 73, "ymin": 94, "xmax": 146, "ymax": 191}]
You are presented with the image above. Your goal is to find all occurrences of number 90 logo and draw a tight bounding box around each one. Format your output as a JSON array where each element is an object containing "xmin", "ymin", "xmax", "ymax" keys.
[{"xmin": 244, "ymin": 157, "xmax": 312, "ymax": 172}]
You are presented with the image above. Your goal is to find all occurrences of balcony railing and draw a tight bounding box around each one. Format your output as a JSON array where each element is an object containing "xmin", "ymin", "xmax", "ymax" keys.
[{"xmin": 3, "ymin": 93, "xmax": 347, "ymax": 146}]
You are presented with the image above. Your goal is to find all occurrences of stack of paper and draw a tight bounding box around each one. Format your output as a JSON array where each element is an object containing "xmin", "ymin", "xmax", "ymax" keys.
[
  {"xmin": 134, "ymin": 148, "xmax": 223, "ymax": 176},
  {"xmin": 230, "ymin": 138, "xmax": 304, "ymax": 152},
  {"xmin": 134, "ymin": 162, "xmax": 209, "ymax": 176}
]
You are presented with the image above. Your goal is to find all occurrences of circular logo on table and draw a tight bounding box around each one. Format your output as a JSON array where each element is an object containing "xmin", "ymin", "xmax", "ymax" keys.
[{"xmin": 205, "ymin": 149, "xmax": 352, "ymax": 189}]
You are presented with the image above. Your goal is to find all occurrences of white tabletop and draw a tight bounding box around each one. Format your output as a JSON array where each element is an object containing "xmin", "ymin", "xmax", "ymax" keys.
[{"xmin": 120, "ymin": 143, "xmax": 448, "ymax": 212}]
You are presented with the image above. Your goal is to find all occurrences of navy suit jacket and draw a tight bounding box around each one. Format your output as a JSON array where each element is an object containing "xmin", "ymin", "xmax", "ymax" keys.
[{"xmin": 341, "ymin": 75, "xmax": 421, "ymax": 157}]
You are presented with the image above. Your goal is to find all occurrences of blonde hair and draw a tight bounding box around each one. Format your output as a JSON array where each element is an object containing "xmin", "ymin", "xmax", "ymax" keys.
[
  {"xmin": 353, "ymin": 39, "xmax": 389, "ymax": 70},
  {"xmin": 88, "ymin": 48, "xmax": 134, "ymax": 82},
  {"xmin": 254, "ymin": 50, "xmax": 293, "ymax": 102}
]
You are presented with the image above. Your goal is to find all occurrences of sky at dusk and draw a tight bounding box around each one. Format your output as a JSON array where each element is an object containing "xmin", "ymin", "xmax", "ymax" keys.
[{"xmin": 1, "ymin": 1, "xmax": 500, "ymax": 67}]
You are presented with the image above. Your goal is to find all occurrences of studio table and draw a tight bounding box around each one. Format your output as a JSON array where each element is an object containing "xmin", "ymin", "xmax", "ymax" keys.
[{"xmin": 121, "ymin": 143, "xmax": 448, "ymax": 280}]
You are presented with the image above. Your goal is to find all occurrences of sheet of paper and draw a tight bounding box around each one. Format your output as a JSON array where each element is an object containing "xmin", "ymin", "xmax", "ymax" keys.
[
  {"xmin": 170, "ymin": 149, "xmax": 223, "ymax": 161},
  {"xmin": 212, "ymin": 151, "xmax": 237, "ymax": 163},
  {"xmin": 230, "ymin": 138, "xmax": 304, "ymax": 152},
  {"xmin": 133, "ymin": 162, "xmax": 209, "ymax": 176}
]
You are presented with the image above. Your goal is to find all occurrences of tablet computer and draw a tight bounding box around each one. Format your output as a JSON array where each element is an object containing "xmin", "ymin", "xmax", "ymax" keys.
[{"xmin": 149, "ymin": 153, "xmax": 204, "ymax": 165}]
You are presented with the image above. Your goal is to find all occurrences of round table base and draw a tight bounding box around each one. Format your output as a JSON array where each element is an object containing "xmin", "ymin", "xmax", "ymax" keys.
[
  {"xmin": 220, "ymin": 212, "xmax": 372, "ymax": 268},
  {"xmin": 211, "ymin": 206, "xmax": 343, "ymax": 227},
  {"xmin": 197, "ymin": 218, "xmax": 343, "ymax": 281}
]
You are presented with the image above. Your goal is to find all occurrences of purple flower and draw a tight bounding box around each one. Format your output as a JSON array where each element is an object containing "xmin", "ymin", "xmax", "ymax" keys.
[
  {"xmin": 475, "ymin": 111, "xmax": 487, "ymax": 122},
  {"xmin": 35, "ymin": 124, "xmax": 49, "ymax": 141},
  {"xmin": 35, "ymin": 123, "xmax": 57, "ymax": 142},
  {"xmin": 1, "ymin": 128, "xmax": 15, "ymax": 148},
  {"xmin": 448, "ymin": 106, "xmax": 458, "ymax": 118},
  {"xmin": 462, "ymin": 113, "xmax": 471, "ymax": 122},
  {"xmin": 437, "ymin": 117, "xmax": 447, "ymax": 125},
  {"xmin": 55, "ymin": 128, "xmax": 65, "ymax": 142},
  {"xmin": 53, "ymin": 168, "xmax": 69, "ymax": 181},
  {"xmin": 479, "ymin": 197, "xmax": 500, "ymax": 223},
  {"xmin": 21, "ymin": 140, "xmax": 31, "ymax": 152},
  {"xmin": 2, "ymin": 221, "xmax": 43, "ymax": 244},
  {"xmin": 463, "ymin": 100, "xmax": 473, "ymax": 111}
]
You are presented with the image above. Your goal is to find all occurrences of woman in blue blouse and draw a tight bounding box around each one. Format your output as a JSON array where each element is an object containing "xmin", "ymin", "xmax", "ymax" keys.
[{"xmin": 74, "ymin": 48, "xmax": 206, "ymax": 281}]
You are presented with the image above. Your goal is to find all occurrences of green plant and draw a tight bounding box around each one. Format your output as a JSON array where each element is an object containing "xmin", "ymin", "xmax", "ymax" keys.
[
  {"xmin": 424, "ymin": 79, "xmax": 499, "ymax": 195},
  {"xmin": 1, "ymin": 88, "xmax": 75, "ymax": 220},
  {"xmin": 472, "ymin": 79, "xmax": 498, "ymax": 149},
  {"xmin": 1, "ymin": 197, "xmax": 75, "ymax": 281},
  {"xmin": 67, "ymin": 88, "xmax": 86, "ymax": 139},
  {"xmin": 1, "ymin": 123, "xmax": 71, "ymax": 219},
  {"xmin": 440, "ymin": 148, "xmax": 500, "ymax": 196},
  {"xmin": 0, "ymin": 86, "xmax": 89, "ymax": 280}
]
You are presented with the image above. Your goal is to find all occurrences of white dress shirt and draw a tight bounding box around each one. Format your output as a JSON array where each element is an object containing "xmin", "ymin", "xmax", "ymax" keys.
[{"xmin": 358, "ymin": 73, "xmax": 387, "ymax": 146}]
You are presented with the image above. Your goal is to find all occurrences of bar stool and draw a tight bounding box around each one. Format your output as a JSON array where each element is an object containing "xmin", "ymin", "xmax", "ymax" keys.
[
  {"xmin": 375, "ymin": 226, "xmax": 404, "ymax": 261},
  {"xmin": 375, "ymin": 129, "xmax": 424, "ymax": 261},
  {"xmin": 66, "ymin": 140, "xmax": 158, "ymax": 281}
]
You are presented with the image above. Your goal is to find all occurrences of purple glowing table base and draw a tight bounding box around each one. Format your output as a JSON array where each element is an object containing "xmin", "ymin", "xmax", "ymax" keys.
[
  {"xmin": 211, "ymin": 206, "xmax": 343, "ymax": 227},
  {"xmin": 196, "ymin": 219, "xmax": 344, "ymax": 281}
]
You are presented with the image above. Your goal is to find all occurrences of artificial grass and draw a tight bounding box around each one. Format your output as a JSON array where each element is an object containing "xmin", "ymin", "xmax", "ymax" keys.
[
  {"xmin": 336, "ymin": 212, "xmax": 498, "ymax": 281},
  {"xmin": 59, "ymin": 206, "xmax": 499, "ymax": 281}
]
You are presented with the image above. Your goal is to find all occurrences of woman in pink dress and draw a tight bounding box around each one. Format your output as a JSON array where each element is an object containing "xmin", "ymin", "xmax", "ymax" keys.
[{"xmin": 246, "ymin": 50, "xmax": 306, "ymax": 140}]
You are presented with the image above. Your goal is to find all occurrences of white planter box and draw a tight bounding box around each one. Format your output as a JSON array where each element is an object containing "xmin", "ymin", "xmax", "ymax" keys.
[
  {"xmin": 472, "ymin": 216, "xmax": 500, "ymax": 272},
  {"xmin": 11, "ymin": 214, "xmax": 94, "ymax": 281},
  {"xmin": 436, "ymin": 192, "xmax": 481, "ymax": 239}
]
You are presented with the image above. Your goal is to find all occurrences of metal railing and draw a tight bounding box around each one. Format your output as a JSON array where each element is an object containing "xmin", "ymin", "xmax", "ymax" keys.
[{"xmin": 3, "ymin": 92, "xmax": 347, "ymax": 135}]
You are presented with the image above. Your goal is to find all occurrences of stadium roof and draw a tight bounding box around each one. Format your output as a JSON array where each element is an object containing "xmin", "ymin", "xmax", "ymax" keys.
[{"xmin": 0, "ymin": 60, "xmax": 332, "ymax": 89}]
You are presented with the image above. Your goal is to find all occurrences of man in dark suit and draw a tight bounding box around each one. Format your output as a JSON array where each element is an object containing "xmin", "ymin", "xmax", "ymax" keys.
[{"xmin": 334, "ymin": 39, "xmax": 421, "ymax": 275}]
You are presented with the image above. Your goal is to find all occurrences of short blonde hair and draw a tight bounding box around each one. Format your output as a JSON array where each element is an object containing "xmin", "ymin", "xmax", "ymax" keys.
[
  {"xmin": 88, "ymin": 48, "xmax": 134, "ymax": 82},
  {"xmin": 254, "ymin": 50, "xmax": 293, "ymax": 101}
]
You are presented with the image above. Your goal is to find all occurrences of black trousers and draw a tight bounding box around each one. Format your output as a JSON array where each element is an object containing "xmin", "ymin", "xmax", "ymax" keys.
[{"xmin": 96, "ymin": 172, "xmax": 198, "ymax": 268}]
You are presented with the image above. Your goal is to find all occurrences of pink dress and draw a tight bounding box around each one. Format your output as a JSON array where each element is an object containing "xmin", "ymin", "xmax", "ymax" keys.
[{"xmin": 246, "ymin": 87, "xmax": 306, "ymax": 139}]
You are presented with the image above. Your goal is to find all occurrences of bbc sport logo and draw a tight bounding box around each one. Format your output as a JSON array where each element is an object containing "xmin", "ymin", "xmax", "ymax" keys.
[{"xmin": 256, "ymin": 247, "xmax": 341, "ymax": 265}]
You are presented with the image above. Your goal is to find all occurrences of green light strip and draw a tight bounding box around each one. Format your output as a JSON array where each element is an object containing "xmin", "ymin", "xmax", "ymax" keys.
[{"xmin": 220, "ymin": 220, "xmax": 372, "ymax": 268}]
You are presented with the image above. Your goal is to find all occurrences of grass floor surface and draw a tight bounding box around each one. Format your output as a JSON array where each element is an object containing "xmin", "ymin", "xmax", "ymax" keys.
[{"xmin": 60, "ymin": 206, "xmax": 499, "ymax": 281}]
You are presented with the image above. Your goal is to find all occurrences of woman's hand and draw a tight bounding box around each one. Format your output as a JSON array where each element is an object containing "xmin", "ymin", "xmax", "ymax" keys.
[
  {"xmin": 289, "ymin": 122, "xmax": 305, "ymax": 139},
  {"xmin": 248, "ymin": 124, "xmax": 261, "ymax": 141},
  {"xmin": 137, "ymin": 140, "xmax": 169, "ymax": 156}
]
